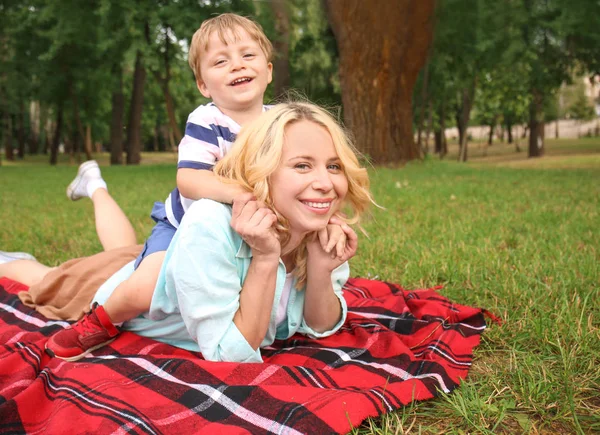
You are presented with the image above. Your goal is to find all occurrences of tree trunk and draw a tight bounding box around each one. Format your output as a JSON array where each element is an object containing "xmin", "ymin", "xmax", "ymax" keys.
[
  {"xmin": 487, "ymin": 115, "xmax": 498, "ymax": 145},
  {"xmin": 423, "ymin": 100, "xmax": 433, "ymax": 154},
  {"xmin": 126, "ymin": 50, "xmax": 146, "ymax": 165},
  {"xmin": 85, "ymin": 125, "xmax": 93, "ymax": 155},
  {"xmin": 506, "ymin": 121, "xmax": 513, "ymax": 144},
  {"xmin": 50, "ymin": 102, "xmax": 63, "ymax": 165},
  {"xmin": 110, "ymin": 65, "xmax": 124, "ymax": 165},
  {"xmin": 528, "ymin": 90, "xmax": 545, "ymax": 158},
  {"xmin": 325, "ymin": 0, "xmax": 435, "ymax": 164},
  {"xmin": 162, "ymin": 85, "xmax": 181, "ymax": 144},
  {"xmin": 17, "ymin": 103, "xmax": 26, "ymax": 158},
  {"xmin": 416, "ymin": 58, "xmax": 430, "ymax": 149},
  {"xmin": 70, "ymin": 86, "xmax": 93, "ymax": 160},
  {"xmin": 270, "ymin": 0, "xmax": 291, "ymax": 98},
  {"xmin": 440, "ymin": 99, "xmax": 448, "ymax": 157},
  {"xmin": 3, "ymin": 111, "xmax": 13, "ymax": 161},
  {"xmin": 457, "ymin": 79, "xmax": 476, "ymax": 162},
  {"xmin": 151, "ymin": 29, "xmax": 182, "ymax": 145},
  {"xmin": 555, "ymin": 119, "xmax": 559, "ymax": 139}
]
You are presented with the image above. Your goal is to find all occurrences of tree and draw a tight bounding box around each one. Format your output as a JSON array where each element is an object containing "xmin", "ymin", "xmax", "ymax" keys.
[
  {"xmin": 269, "ymin": 0, "xmax": 291, "ymax": 98},
  {"xmin": 325, "ymin": 0, "xmax": 435, "ymax": 164}
]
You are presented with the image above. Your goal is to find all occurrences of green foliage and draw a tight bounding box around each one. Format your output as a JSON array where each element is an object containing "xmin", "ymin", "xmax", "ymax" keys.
[
  {"xmin": 565, "ymin": 81, "xmax": 597, "ymax": 121},
  {"xmin": 415, "ymin": 0, "xmax": 600, "ymax": 150},
  {"xmin": 1, "ymin": 0, "xmax": 341, "ymax": 157}
]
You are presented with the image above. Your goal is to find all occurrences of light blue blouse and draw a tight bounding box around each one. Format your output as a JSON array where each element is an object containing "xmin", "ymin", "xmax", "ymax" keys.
[{"xmin": 94, "ymin": 199, "xmax": 349, "ymax": 363}]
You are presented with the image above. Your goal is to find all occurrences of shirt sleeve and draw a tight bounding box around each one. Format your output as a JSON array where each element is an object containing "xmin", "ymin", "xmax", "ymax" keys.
[
  {"xmin": 177, "ymin": 111, "xmax": 222, "ymax": 170},
  {"xmin": 297, "ymin": 262, "xmax": 349, "ymax": 339},
  {"xmin": 164, "ymin": 201, "xmax": 262, "ymax": 363}
]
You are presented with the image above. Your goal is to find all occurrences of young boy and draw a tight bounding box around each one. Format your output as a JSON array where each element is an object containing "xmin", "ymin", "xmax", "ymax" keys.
[{"xmin": 46, "ymin": 13, "xmax": 275, "ymax": 360}]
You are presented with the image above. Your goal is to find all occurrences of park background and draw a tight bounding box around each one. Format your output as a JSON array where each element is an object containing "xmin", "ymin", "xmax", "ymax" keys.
[{"xmin": 0, "ymin": 0, "xmax": 599, "ymax": 433}]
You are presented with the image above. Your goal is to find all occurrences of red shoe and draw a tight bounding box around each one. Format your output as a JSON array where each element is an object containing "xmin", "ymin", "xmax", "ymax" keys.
[{"xmin": 45, "ymin": 303, "xmax": 120, "ymax": 361}]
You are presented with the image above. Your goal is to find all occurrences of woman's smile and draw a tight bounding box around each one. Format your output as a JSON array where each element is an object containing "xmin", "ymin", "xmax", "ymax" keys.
[{"xmin": 270, "ymin": 119, "xmax": 349, "ymax": 236}]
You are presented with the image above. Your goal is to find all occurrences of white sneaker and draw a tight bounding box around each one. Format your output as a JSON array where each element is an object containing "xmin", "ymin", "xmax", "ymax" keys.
[
  {"xmin": 66, "ymin": 160, "xmax": 104, "ymax": 201},
  {"xmin": 0, "ymin": 251, "xmax": 37, "ymax": 264}
]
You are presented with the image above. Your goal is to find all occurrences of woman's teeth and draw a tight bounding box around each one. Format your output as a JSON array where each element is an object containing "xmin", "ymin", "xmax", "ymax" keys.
[{"xmin": 302, "ymin": 201, "xmax": 331, "ymax": 209}]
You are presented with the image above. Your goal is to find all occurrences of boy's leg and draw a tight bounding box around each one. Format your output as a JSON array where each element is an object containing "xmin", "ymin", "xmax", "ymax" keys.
[
  {"xmin": 45, "ymin": 251, "xmax": 165, "ymax": 361},
  {"xmin": 102, "ymin": 251, "xmax": 166, "ymax": 323},
  {"xmin": 0, "ymin": 260, "xmax": 55, "ymax": 287},
  {"xmin": 66, "ymin": 160, "xmax": 137, "ymax": 251}
]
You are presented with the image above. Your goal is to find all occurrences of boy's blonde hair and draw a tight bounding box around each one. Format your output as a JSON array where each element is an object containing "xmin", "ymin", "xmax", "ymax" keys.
[
  {"xmin": 214, "ymin": 102, "xmax": 374, "ymax": 289},
  {"xmin": 188, "ymin": 13, "xmax": 273, "ymax": 81}
]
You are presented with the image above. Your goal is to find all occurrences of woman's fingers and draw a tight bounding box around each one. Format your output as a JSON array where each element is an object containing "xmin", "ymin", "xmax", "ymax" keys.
[
  {"xmin": 318, "ymin": 228, "xmax": 329, "ymax": 252},
  {"xmin": 340, "ymin": 223, "xmax": 358, "ymax": 260}
]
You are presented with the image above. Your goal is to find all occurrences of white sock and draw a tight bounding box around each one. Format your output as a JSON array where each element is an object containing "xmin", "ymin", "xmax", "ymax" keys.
[{"xmin": 86, "ymin": 178, "xmax": 108, "ymax": 198}]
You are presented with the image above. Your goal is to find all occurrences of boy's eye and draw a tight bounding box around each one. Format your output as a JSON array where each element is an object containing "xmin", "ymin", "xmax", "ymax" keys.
[
  {"xmin": 243, "ymin": 53, "xmax": 255, "ymax": 58},
  {"xmin": 214, "ymin": 59, "xmax": 226, "ymax": 66}
]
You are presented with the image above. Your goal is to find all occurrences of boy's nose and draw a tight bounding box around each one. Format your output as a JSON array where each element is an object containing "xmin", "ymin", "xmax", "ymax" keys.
[{"xmin": 230, "ymin": 55, "xmax": 244, "ymax": 71}]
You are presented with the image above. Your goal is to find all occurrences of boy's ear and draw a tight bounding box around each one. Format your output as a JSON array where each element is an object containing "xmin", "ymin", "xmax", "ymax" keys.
[
  {"xmin": 197, "ymin": 79, "xmax": 211, "ymax": 99},
  {"xmin": 267, "ymin": 62, "xmax": 273, "ymax": 85}
]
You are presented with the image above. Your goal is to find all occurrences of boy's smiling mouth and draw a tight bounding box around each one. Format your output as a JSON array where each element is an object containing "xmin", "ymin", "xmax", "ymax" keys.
[{"xmin": 230, "ymin": 77, "xmax": 253, "ymax": 86}]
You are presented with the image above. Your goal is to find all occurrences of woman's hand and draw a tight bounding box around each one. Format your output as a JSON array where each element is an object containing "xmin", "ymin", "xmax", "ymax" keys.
[
  {"xmin": 231, "ymin": 193, "xmax": 280, "ymax": 261},
  {"xmin": 307, "ymin": 218, "xmax": 357, "ymax": 273},
  {"xmin": 317, "ymin": 215, "xmax": 348, "ymax": 260}
]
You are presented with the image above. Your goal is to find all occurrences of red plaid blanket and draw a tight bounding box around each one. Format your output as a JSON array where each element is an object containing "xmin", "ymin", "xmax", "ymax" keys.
[{"xmin": 0, "ymin": 276, "xmax": 489, "ymax": 434}]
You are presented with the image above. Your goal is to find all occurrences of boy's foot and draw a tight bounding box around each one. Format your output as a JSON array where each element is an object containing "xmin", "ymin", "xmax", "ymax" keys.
[
  {"xmin": 0, "ymin": 251, "xmax": 36, "ymax": 264},
  {"xmin": 45, "ymin": 303, "xmax": 120, "ymax": 361},
  {"xmin": 66, "ymin": 160, "xmax": 107, "ymax": 201}
]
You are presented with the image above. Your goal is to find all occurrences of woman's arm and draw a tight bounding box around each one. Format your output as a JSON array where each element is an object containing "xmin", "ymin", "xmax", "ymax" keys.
[
  {"xmin": 302, "ymin": 222, "xmax": 357, "ymax": 334},
  {"xmin": 163, "ymin": 197, "xmax": 278, "ymax": 362}
]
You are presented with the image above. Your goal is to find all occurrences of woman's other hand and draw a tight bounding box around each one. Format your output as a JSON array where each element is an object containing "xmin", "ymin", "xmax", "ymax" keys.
[
  {"xmin": 231, "ymin": 193, "xmax": 280, "ymax": 261},
  {"xmin": 307, "ymin": 219, "xmax": 357, "ymax": 272}
]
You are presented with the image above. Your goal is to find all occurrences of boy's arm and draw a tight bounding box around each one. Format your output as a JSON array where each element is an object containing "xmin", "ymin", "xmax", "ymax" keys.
[{"xmin": 177, "ymin": 168, "xmax": 246, "ymax": 204}]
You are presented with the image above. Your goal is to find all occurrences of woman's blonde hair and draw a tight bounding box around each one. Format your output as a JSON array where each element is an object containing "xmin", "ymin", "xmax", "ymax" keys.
[{"xmin": 214, "ymin": 102, "xmax": 374, "ymax": 289}]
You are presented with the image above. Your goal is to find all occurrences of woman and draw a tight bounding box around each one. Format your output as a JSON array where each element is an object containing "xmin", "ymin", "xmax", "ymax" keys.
[{"xmin": 4, "ymin": 102, "xmax": 374, "ymax": 363}]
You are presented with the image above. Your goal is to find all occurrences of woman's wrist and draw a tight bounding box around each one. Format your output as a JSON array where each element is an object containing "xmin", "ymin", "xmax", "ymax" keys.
[{"xmin": 251, "ymin": 252, "xmax": 280, "ymax": 266}]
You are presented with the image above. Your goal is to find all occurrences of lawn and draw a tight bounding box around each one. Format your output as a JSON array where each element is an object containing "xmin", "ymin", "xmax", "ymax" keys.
[{"xmin": 0, "ymin": 138, "xmax": 599, "ymax": 433}]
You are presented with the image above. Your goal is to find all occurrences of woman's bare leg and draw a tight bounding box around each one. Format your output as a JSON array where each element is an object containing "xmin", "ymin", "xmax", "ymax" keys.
[
  {"xmin": 0, "ymin": 260, "xmax": 55, "ymax": 287},
  {"xmin": 67, "ymin": 160, "xmax": 137, "ymax": 251}
]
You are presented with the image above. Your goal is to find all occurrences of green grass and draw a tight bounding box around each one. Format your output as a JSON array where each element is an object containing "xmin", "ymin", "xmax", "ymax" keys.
[{"xmin": 1, "ymin": 140, "xmax": 599, "ymax": 434}]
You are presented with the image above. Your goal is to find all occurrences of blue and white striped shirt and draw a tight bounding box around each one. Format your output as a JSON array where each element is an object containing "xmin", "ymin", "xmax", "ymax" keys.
[{"xmin": 164, "ymin": 103, "xmax": 269, "ymax": 227}]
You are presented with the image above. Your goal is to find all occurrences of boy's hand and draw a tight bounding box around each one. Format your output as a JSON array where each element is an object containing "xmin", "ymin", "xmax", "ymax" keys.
[
  {"xmin": 231, "ymin": 193, "xmax": 280, "ymax": 261},
  {"xmin": 317, "ymin": 215, "xmax": 349, "ymax": 259},
  {"xmin": 308, "ymin": 221, "xmax": 357, "ymax": 273}
]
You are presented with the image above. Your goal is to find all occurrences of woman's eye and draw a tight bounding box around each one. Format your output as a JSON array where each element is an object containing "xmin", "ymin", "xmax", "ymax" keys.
[
  {"xmin": 295, "ymin": 163, "xmax": 310, "ymax": 170},
  {"xmin": 328, "ymin": 164, "xmax": 342, "ymax": 172}
]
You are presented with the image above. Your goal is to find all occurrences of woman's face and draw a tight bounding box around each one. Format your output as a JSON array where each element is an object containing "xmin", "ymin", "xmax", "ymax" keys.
[{"xmin": 269, "ymin": 120, "xmax": 349, "ymax": 236}]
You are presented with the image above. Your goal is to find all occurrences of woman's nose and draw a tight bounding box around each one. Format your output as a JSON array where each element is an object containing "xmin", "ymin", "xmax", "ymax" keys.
[{"xmin": 312, "ymin": 169, "xmax": 334, "ymax": 191}]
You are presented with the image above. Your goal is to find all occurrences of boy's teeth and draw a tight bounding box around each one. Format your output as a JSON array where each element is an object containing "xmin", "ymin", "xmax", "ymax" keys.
[
  {"xmin": 303, "ymin": 201, "xmax": 331, "ymax": 209},
  {"xmin": 232, "ymin": 78, "xmax": 250, "ymax": 85}
]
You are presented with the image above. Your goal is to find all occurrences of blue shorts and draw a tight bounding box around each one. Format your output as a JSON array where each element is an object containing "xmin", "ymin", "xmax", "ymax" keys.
[{"xmin": 134, "ymin": 201, "xmax": 177, "ymax": 269}]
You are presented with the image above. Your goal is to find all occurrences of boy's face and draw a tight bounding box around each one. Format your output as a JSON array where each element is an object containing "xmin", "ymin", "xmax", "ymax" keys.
[{"xmin": 197, "ymin": 28, "xmax": 272, "ymax": 115}]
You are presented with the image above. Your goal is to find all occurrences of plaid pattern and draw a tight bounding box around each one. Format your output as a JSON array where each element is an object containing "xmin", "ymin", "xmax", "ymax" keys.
[{"xmin": 0, "ymin": 277, "xmax": 489, "ymax": 434}]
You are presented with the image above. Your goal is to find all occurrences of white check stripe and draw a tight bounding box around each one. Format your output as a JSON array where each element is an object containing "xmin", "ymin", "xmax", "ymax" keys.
[
  {"xmin": 98, "ymin": 356, "xmax": 304, "ymax": 435},
  {"xmin": 39, "ymin": 371, "xmax": 157, "ymax": 435},
  {"xmin": 291, "ymin": 345, "xmax": 452, "ymax": 394},
  {"xmin": 249, "ymin": 364, "xmax": 279, "ymax": 385},
  {"xmin": 297, "ymin": 366, "xmax": 325, "ymax": 388},
  {"xmin": 0, "ymin": 302, "xmax": 69, "ymax": 328}
]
